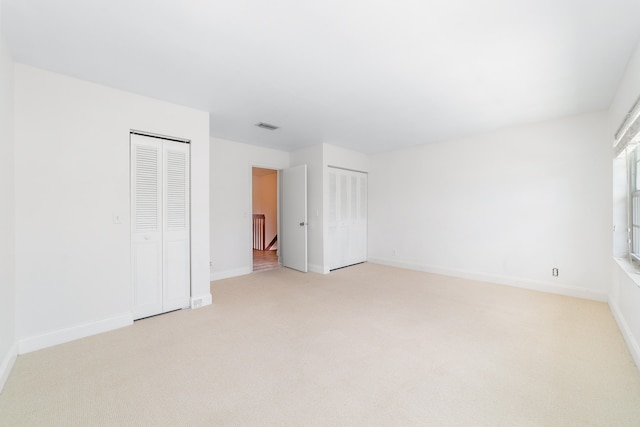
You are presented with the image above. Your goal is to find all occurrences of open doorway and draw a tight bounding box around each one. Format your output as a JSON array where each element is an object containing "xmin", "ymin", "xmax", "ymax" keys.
[{"xmin": 252, "ymin": 167, "xmax": 280, "ymax": 272}]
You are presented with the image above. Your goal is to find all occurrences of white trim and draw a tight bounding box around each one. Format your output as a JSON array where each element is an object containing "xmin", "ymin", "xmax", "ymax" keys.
[
  {"xmin": 308, "ymin": 263, "xmax": 328, "ymax": 274},
  {"xmin": 609, "ymin": 297, "xmax": 640, "ymax": 370},
  {"xmin": 214, "ymin": 263, "xmax": 328, "ymax": 275},
  {"xmin": 190, "ymin": 293, "xmax": 212, "ymax": 308},
  {"xmin": 368, "ymin": 258, "xmax": 608, "ymax": 302},
  {"xmin": 130, "ymin": 129, "xmax": 190, "ymax": 144},
  {"xmin": 210, "ymin": 266, "xmax": 252, "ymax": 281},
  {"xmin": 18, "ymin": 313, "xmax": 133, "ymax": 354},
  {"xmin": 0, "ymin": 341, "xmax": 18, "ymax": 393},
  {"xmin": 613, "ymin": 257, "xmax": 640, "ymax": 288},
  {"xmin": 327, "ymin": 165, "xmax": 368, "ymax": 174}
]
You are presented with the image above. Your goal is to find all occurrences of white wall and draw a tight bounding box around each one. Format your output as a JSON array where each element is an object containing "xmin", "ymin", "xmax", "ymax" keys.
[
  {"xmin": 609, "ymin": 39, "xmax": 640, "ymax": 368},
  {"xmin": 215, "ymin": 142, "xmax": 368, "ymax": 276},
  {"xmin": 0, "ymin": 24, "xmax": 17, "ymax": 391},
  {"xmin": 324, "ymin": 143, "xmax": 370, "ymax": 173},
  {"xmin": 13, "ymin": 65, "xmax": 210, "ymax": 353},
  {"xmin": 369, "ymin": 112, "xmax": 611, "ymax": 301},
  {"xmin": 288, "ymin": 143, "xmax": 371, "ymax": 274},
  {"xmin": 210, "ymin": 137, "xmax": 289, "ymax": 279},
  {"xmin": 290, "ymin": 144, "xmax": 324, "ymax": 273}
]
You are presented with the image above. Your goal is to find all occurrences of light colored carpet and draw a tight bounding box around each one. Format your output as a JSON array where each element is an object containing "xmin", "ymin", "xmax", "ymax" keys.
[{"xmin": 1, "ymin": 263, "xmax": 640, "ymax": 426}]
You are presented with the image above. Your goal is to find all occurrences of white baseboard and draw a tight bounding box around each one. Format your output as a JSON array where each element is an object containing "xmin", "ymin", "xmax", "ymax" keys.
[
  {"xmin": 609, "ymin": 298, "xmax": 640, "ymax": 370},
  {"xmin": 308, "ymin": 263, "xmax": 328, "ymax": 274},
  {"xmin": 18, "ymin": 313, "xmax": 133, "ymax": 355},
  {"xmin": 0, "ymin": 341, "xmax": 18, "ymax": 393},
  {"xmin": 190, "ymin": 293, "xmax": 213, "ymax": 308},
  {"xmin": 211, "ymin": 265, "xmax": 329, "ymax": 278},
  {"xmin": 210, "ymin": 266, "xmax": 252, "ymax": 281},
  {"xmin": 368, "ymin": 257, "xmax": 608, "ymax": 302}
]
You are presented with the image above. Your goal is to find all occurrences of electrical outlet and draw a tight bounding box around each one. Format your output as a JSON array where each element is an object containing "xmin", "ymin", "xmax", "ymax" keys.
[
  {"xmin": 192, "ymin": 298, "xmax": 203, "ymax": 309},
  {"xmin": 392, "ymin": 249, "xmax": 397, "ymax": 256},
  {"xmin": 552, "ymin": 268, "xmax": 559, "ymax": 277}
]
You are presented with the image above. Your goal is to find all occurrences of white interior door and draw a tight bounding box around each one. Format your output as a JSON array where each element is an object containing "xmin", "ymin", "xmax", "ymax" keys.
[
  {"xmin": 281, "ymin": 165, "xmax": 307, "ymax": 272},
  {"xmin": 131, "ymin": 133, "xmax": 190, "ymax": 320}
]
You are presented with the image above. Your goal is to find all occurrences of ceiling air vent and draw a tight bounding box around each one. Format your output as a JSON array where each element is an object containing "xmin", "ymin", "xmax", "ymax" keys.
[{"xmin": 255, "ymin": 122, "xmax": 279, "ymax": 131}]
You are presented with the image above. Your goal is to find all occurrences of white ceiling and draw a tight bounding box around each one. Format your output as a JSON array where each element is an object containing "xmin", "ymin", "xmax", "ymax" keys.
[{"xmin": 3, "ymin": 0, "xmax": 640, "ymax": 154}]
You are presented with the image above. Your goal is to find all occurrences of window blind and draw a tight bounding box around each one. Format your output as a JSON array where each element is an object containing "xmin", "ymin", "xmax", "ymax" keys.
[{"xmin": 614, "ymin": 95, "xmax": 640, "ymax": 158}]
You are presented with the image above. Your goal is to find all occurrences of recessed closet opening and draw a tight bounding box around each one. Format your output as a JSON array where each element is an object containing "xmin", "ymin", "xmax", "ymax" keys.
[
  {"xmin": 131, "ymin": 131, "xmax": 191, "ymax": 320},
  {"xmin": 328, "ymin": 166, "xmax": 368, "ymax": 271}
]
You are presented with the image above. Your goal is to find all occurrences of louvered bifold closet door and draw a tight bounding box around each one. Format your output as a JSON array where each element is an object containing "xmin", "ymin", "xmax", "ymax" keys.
[
  {"xmin": 131, "ymin": 134, "xmax": 190, "ymax": 320},
  {"xmin": 162, "ymin": 140, "xmax": 191, "ymax": 312},
  {"xmin": 131, "ymin": 135, "xmax": 163, "ymax": 320},
  {"xmin": 327, "ymin": 167, "xmax": 368, "ymax": 270},
  {"xmin": 349, "ymin": 173, "xmax": 367, "ymax": 266}
]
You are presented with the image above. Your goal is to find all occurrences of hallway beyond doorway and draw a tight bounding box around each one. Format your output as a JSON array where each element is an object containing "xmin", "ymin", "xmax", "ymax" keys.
[{"xmin": 253, "ymin": 249, "xmax": 280, "ymax": 272}]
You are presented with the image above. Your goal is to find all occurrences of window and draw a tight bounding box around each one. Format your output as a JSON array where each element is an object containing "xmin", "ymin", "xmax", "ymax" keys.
[
  {"xmin": 629, "ymin": 145, "xmax": 640, "ymax": 261},
  {"xmin": 614, "ymin": 96, "xmax": 640, "ymax": 262}
]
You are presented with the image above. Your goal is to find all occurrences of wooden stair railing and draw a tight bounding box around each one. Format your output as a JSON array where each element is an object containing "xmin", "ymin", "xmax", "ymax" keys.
[
  {"xmin": 265, "ymin": 235, "xmax": 277, "ymax": 250},
  {"xmin": 252, "ymin": 214, "xmax": 265, "ymax": 250}
]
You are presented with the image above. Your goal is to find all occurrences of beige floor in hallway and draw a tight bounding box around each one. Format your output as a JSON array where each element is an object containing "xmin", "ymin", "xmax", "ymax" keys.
[{"xmin": 2, "ymin": 263, "xmax": 640, "ymax": 426}]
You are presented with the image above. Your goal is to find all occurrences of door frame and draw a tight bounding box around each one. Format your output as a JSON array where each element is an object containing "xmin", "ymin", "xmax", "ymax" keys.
[{"xmin": 248, "ymin": 163, "xmax": 282, "ymax": 271}]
